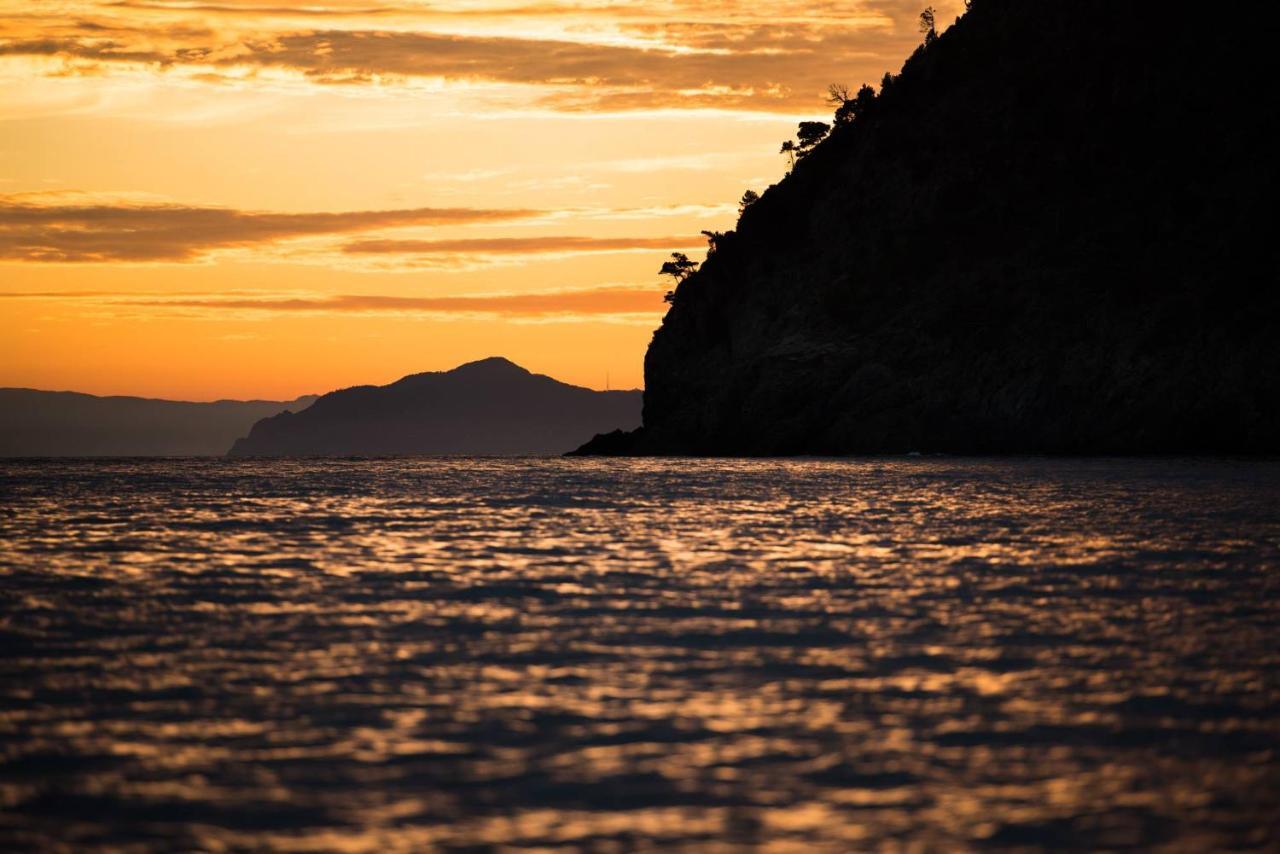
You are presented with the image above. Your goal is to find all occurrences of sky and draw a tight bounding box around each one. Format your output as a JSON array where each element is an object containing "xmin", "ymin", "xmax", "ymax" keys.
[{"xmin": 0, "ymin": 0, "xmax": 962, "ymax": 400}]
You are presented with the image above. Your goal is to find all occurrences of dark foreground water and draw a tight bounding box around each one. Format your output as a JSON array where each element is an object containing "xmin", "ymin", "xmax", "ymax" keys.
[{"xmin": 1, "ymin": 458, "xmax": 1278, "ymax": 851}]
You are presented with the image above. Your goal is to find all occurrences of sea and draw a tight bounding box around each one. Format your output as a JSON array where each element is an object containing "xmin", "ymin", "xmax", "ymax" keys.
[{"xmin": 1, "ymin": 457, "xmax": 1278, "ymax": 851}]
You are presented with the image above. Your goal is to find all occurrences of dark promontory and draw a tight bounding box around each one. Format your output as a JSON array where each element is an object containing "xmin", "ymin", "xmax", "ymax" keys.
[
  {"xmin": 229, "ymin": 358, "xmax": 641, "ymax": 456},
  {"xmin": 576, "ymin": 1, "xmax": 1280, "ymax": 455}
]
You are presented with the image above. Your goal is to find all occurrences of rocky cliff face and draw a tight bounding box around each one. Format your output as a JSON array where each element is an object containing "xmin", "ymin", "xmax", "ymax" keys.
[{"xmin": 578, "ymin": 1, "xmax": 1280, "ymax": 455}]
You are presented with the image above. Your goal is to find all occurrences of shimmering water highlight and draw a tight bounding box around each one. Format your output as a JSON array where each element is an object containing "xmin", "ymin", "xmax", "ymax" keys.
[{"xmin": 1, "ymin": 458, "xmax": 1278, "ymax": 850}]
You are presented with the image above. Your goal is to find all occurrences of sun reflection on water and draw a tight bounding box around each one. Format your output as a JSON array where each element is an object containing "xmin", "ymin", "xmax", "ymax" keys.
[{"xmin": 1, "ymin": 458, "xmax": 1278, "ymax": 850}]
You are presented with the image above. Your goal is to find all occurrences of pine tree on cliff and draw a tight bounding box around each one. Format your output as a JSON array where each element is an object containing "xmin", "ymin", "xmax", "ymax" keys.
[{"xmin": 574, "ymin": 1, "xmax": 1280, "ymax": 456}]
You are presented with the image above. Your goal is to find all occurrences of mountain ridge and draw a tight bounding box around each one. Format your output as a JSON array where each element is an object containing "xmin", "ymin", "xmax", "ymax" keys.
[
  {"xmin": 0, "ymin": 388, "xmax": 317, "ymax": 457},
  {"xmin": 229, "ymin": 357, "xmax": 641, "ymax": 457}
]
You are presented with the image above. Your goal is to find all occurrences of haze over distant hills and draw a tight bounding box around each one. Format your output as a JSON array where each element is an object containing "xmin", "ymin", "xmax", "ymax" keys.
[
  {"xmin": 228, "ymin": 357, "xmax": 641, "ymax": 457},
  {"xmin": 0, "ymin": 389, "xmax": 317, "ymax": 457},
  {"xmin": 580, "ymin": 0, "xmax": 1280, "ymax": 455}
]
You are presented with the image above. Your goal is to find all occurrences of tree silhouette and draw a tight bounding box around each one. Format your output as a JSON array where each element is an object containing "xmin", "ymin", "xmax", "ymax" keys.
[
  {"xmin": 780, "ymin": 139, "xmax": 797, "ymax": 169},
  {"xmin": 920, "ymin": 6, "xmax": 937, "ymax": 45},
  {"xmin": 828, "ymin": 83, "xmax": 853, "ymax": 124},
  {"xmin": 661, "ymin": 250, "xmax": 698, "ymax": 303},
  {"xmin": 701, "ymin": 230, "xmax": 726, "ymax": 256},
  {"xmin": 782, "ymin": 121, "xmax": 832, "ymax": 170},
  {"xmin": 739, "ymin": 189, "xmax": 760, "ymax": 214},
  {"xmin": 855, "ymin": 84, "xmax": 877, "ymax": 114},
  {"xmin": 660, "ymin": 251, "xmax": 698, "ymax": 286},
  {"xmin": 796, "ymin": 121, "xmax": 831, "ymax": 158},
  {"xmin": 830, "ymin": 83, "xmax": 878, "ymax": 125}
]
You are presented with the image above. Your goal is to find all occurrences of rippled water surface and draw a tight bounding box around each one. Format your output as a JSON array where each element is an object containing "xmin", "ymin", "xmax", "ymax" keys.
[{"xmin": 2, "ymin": 458, "xmax": 1279, "ymax": 851}]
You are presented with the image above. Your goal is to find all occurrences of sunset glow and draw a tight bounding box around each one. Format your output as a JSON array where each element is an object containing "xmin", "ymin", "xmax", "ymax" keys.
[{"xmin": 1, "ymin": 0, "xmax": 962, "ymax": 398}]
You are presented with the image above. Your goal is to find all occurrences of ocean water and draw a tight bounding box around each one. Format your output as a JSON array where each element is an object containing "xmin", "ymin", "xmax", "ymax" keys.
[{"xmin": 1, "ymin": 457, "xmax": 1278, "ymax": 851}]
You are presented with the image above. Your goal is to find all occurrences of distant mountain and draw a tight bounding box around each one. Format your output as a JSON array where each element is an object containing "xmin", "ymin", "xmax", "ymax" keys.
[
  {"xmin": 0, "ymin": 389, "xmax": 317, "ymax": 457},
  {"xmin": 579, "ymin": 1, "xmax": 1280, "ymax": 455},
  {"xmin": 227, "ymin": 357, "xmax": 641, "ymax": 456}
]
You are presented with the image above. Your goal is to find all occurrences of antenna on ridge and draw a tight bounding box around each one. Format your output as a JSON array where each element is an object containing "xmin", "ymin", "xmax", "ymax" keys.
[{"xmin": 606, "ymin": 371, "xmax": 610, "ymax": 391}]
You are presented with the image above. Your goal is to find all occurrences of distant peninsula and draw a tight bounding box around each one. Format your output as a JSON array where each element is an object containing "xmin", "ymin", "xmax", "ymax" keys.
[
  {"xmin": 576, "ymin": 1, "xmax": 1280, "ymax": 455},
  {"xmin": 0, "ymin": 389, "xmax": 316, "ymax": 457},
  {"xmin": 228, "ymin": 357, "xmax": 640, "ymax": 457}
]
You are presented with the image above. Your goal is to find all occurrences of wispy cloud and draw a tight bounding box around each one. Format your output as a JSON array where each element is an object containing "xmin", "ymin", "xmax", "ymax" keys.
[
  {"xmin": 0, "ymin": 1, "xmax": 964, "ymax": 112},
  {"xmin": 0, "ymin": 284, "xmax": 667, "ymax": 318},
  {"xmin": 0, "ymin": 195, "xmax": 540, "ymax": 262},
  {"xmin": 342, "ymin": 234, "xmax": 700, "ymax": 255},
  {"xmin": 102, "ymin": 1, "xmax": 412, "ymax": 17}
]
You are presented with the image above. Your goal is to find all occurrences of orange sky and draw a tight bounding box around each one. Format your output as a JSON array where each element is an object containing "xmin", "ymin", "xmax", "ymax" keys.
[{"xmin": 0, "ymin": 0, "xmax": 962, "ymax": 400}]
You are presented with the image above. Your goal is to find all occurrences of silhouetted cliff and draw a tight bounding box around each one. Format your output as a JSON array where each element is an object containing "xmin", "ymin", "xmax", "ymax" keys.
[
  {"xmin": 577, "ymin": 1, "xmax": 1280, "ymax": 455},
  {"xmin": 229, "ymin": 358, "xmax": 641, "ymax": 456},
  {"xmin": 0, "ymin": 389, "xmax": 316, "ymax": 457}
]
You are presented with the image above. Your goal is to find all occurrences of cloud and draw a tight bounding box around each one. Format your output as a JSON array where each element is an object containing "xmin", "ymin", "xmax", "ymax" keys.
[
  {"xmin": 0, "ymin": 1, "xmax": 966, "ymax": 111},
  {"xmin": 144, "ymin": 287, "xmax": 665, "ymax": 315},
  {"xmin": 88, "ymin": 0, "xmax": 944, "ymax": 26},
  {"xmin": 227, "ymin": 28, "xmax": 911, "ymax": 109},
  {"xmin": 0, "ymin": 285, "xmax": 668, "ymax": 317},
  {"xmin": 0, "ymin": 37, "xmax": 169, "ymax": 66},
  {"xmin": 0, "ymin": 195, "xmax": 540, "ymax": 262},
  {"xmin": 97, "ymin": 1, "xmax": 664, "ymax": 19},
  {"xmin": 89, "ymin": 0, "xmax": 896, "ymax": 23},
  {"xmin": 342, "ymin": 235, "xmax": 701, "ymax": 255},
  {"xmin": 563, "ymin": 203, "xmax": 737, "ymax": 221},
  {"xmin": 103, "ymin": 1, "xmax": 410, "ymax": 17}
]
